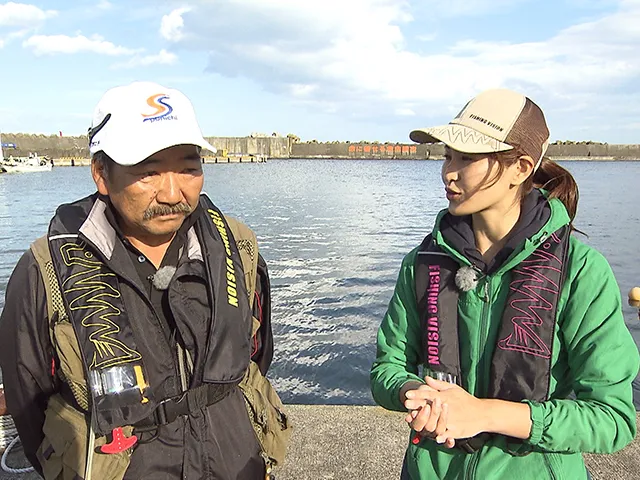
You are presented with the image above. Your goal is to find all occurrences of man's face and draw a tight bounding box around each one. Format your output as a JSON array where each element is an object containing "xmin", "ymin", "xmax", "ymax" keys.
[{"xmin": 93, "ymin": 144, "xmax": 204, "ymax": 242}]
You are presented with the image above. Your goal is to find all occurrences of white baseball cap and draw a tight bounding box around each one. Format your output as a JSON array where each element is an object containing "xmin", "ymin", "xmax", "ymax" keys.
[{"xmin": 88, "ymin": 81, "xmax": 216, "ymax": 166}]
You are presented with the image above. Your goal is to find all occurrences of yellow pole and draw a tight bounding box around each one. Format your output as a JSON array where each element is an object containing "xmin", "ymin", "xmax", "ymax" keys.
[
  {"xmin": 629, "ymin": 287, "xmax": 640, "ymax": 322},
  {"xmin": 629, "ymin": 287, "xmax": 640, "ymax": 308}
]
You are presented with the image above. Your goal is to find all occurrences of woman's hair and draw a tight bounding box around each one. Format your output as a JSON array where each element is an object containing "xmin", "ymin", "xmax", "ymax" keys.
[
  {"xmin": 490, "ymin": 148, "xmax": 580, "ymax": 225},
  {"xmin": 531, "ymin": 156, "xmax": 579, "ymax": 222}
]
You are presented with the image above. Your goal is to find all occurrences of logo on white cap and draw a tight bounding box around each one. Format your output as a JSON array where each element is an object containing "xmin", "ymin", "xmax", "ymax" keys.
[{"xmin": 142, "ymin": 94, "xmax": 178, "ymax": 123}]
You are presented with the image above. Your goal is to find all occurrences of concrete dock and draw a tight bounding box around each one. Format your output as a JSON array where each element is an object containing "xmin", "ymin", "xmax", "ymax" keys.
[
  {"xmin": 1, "ymin": 406, "xmax": 638, "ymax": 479},
  {"xmin": 47, "ymin": 155, "xmax": 267, "ymax": 167},
  {"xmin": 278, "ymin": 406, "xmax": 640, "ymax": 479}
]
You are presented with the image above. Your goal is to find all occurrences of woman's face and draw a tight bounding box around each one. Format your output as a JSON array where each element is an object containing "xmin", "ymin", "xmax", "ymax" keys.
[{"xmin": 441, "ymin": 146, "xmax": 521, "ymax": 216}]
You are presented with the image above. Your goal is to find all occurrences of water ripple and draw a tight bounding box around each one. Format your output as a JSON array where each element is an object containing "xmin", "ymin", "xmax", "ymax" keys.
[{"xmin": 1, "ymin": 160, "xmax": 639, "ymax": 407}]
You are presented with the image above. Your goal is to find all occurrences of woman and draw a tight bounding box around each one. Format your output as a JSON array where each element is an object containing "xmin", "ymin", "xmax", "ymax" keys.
[{"xmin": 370, "ymin": 88, "xmax": 639, "ymax": 479}]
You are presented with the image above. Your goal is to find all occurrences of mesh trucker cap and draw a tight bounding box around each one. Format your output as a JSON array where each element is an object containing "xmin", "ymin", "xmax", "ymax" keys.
[
  {"xmin": 88, "ymin": 81, "xmax": 216, "ymax": 166},
  {"xmin": 410, "ymin": 89, "xmax": 550, "ymax": 169}
]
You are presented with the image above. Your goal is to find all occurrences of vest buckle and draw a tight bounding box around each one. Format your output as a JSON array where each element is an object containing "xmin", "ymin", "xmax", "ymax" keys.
[
  {"xmin": 457, "ymin": 439, "xmax": 480, "ymax": 454},
  {"xmin": 456, "ymin": 433, "xmax": 491, "ymax": 454},
  {"xmin": 153, "ymin": 391, "xmax": 189, "ymax": 426}
]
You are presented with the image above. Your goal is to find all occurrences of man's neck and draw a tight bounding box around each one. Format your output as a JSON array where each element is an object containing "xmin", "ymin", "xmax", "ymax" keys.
[
  {"xmin": 102, "ymin": 197, "xmax": 197, "ymax": 269},
  {"xmin": 125, "ymin": 233, "xmax": 176, "ymax": 268},
  {"xmin": 105, "ymin": 206, "xmax": 176, "ymax": 268}
]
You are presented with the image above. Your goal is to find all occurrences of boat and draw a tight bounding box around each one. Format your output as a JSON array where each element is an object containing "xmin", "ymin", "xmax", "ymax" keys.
[
  {"xmin": 1, "ymin": 132, "xmax": 52, "ymax": 173},
  {"xmin": 0, "ymin": 132, "xmax": 4, "ymax": 173},
  {"xmin": 1, "ymin": 153, "xmax": 53, "ymax": 173}
]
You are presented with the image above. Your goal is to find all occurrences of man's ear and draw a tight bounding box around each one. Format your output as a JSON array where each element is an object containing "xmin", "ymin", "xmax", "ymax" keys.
[
  {"xmin": 91, "ymin": 157, "xmax": 109, "ymax": 196},
  {"xmin": 511, "ymin": 155, "xmax": 535, "ymax": 187}
]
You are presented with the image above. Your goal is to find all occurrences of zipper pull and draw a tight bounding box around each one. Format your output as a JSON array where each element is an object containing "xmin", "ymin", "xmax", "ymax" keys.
[
  {"xmin": 482, "ymin": 279, "xmax": 490, "ymax": 302},
  {"xmin": 262, "ymin": 453, "xmax": 276, "ymax": 479}
]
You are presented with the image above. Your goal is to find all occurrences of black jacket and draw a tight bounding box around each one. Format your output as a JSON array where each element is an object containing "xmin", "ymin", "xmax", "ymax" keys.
[{"xmin": 0, "ymin": 194, "xmax": 270, "ymax": 480}]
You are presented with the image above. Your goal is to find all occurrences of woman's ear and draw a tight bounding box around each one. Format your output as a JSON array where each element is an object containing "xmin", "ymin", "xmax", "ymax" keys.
[{"xmin": 510, "ymin": 155, "xmax": 535, "ymax": 187}]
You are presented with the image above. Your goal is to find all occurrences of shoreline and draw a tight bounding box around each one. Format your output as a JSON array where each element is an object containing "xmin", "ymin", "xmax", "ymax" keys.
[
  {"xmin": 285, "ymin": 155, "xmax": 639, "ymax": 161},
  {"xmin": 2, "ymin": 155, "xmax": 637, "ymax": 169},
  {"xmin": 2, "ymin": 134, "xmax": 640, "ymax": 163}
]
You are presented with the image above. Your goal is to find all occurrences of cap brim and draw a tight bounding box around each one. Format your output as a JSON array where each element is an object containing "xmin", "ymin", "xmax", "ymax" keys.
[
  {"xmin": 198, "ymin": 138, "xmax": 217, "ymax": 155},
  {"xmin": 105, "ymin": 135, "xmax": 217, "ymax": 166},
  {"xmin": 409, "ymin": 124, "xmax": 514, "ymax": 154}
]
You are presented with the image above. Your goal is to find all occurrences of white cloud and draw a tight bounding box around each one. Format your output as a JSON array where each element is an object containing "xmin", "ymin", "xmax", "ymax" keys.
[
  {"xmin": 6, "ymin": 27, "xmax": 30, "ymax": 39},
  {"xmin": 445, "ymin": 2, "xmax": 640, "ymax": 97},
  {"xmin": 416, "ymin": 33, "xmax": 437, "ymax": 42},
  {"xmin": 135, "ymin": 48, "xmax": 177, "ymax": 65},
  {"xmin": 0, "ymin": 2, "xmax": 56, "ymax": 26},
  {"xmin": 0, "ymin": 2, "xmax": 56, "ymax": 47},
  {"xmin": 112, "ymin": 48, "xmax": 178, "ymax": 69},
  {"xmin": 289, "ymin": 84, "xmax": 318, "ymax": 98},
  {"xmin": 395, "ymin": 108, "xmax": 416, "ymax": 116},
  {"xmin": 165, "ymin": 0, "xmax": 413, "ymax": 104},
  {"xmin": 97, "ymin": 0, "xmax": 113, "ymax": 9},
  {"xmin": 565, "ymin": 0, "xmax": 619, "ymax": 8},
  {"xmin": 23, "ymin": 34, "xmax": 138, "ymax": 56},
  {"xmin": 162, "ymin": 0, "xmax": 640, "ymax": 135},
  {"xmin": 420, "ymin": 0, "xmax": 529, "ymax": 17},
  {"xmin": 161, "ymin": 7, "xmax": 190, "ymax": 41}
]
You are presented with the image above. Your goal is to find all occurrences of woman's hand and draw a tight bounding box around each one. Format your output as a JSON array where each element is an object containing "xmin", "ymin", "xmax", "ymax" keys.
[
  {"xmin": 405, "ymin": 376, "xmax": 488, "ymax": 440},
  {"xmin": 407, "ymin": 376, "xmax": 533, "ymax": 441},
  {"xmin": 403, "ymin": 383, "xmax": 455, "ymax": 448}
]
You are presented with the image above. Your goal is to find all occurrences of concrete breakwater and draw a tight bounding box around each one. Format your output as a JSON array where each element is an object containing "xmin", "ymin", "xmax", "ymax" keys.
[
  {"xmin": 1, "ymin": 134, "xmax": 289, "ymax": 161},
  {"xmin": 49, "ymin": 155, "xmax": 266, "ymax": 167},
  {"xmin": 2, "ymin": 133, "xmax": 640, "ymax": 161},
  {"xmin": 292, "ymin": 142, "xmax": 640, "ymax": 160}
]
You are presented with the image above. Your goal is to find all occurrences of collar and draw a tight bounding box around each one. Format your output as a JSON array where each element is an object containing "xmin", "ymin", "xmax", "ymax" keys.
[{"xmin": 439, "ymin": 189, "xmax": 551, "ymax": 274}]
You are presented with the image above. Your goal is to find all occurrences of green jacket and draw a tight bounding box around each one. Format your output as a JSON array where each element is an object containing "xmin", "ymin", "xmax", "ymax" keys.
[{"xmin": 370, "ymin": 197, "xmax": 639, "ymax": 480}]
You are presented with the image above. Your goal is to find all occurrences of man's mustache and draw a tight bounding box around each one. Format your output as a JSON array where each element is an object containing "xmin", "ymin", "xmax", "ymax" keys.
[{"xmin": 143, "ymin": 203, "xmax": 192, "ymax": 221}]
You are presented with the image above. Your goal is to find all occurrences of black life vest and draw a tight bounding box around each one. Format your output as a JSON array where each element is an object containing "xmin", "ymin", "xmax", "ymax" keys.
[
  {"xmin": 46, "ymin": 194, "xmax": 251, "ymax": 436},
  {"xmin": 415, "ymin": 226, "xmax": 570, "ymax": 403}
]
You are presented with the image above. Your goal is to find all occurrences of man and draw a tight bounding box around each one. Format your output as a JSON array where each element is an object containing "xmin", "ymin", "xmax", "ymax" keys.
[{"xmin": 0, "ymin": 81, "xmax": 285, "ymax": 479}]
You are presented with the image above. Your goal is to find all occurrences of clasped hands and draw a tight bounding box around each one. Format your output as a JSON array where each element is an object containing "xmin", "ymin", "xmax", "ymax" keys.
[{"xmin": 403, "ymin": 376, "xmax": 487, "ymax": 448}]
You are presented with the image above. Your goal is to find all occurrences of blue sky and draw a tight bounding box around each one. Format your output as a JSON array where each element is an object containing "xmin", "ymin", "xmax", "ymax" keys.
[{"xmin": 1, "ymin": 0, "xmax": 639, "ymax": 143}]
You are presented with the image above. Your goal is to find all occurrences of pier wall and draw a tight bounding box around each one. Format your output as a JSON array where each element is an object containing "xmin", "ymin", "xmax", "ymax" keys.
[
  {"xmin": 2, "ymin": 133, "xmax": 639, "ymax": 161},
  {"xmin": 290, "ymin": 142, "xmax": 640, "ymax": 159}
]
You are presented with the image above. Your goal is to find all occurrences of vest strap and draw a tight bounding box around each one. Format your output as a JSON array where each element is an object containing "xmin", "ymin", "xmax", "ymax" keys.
[
  {"xmin": 138, "ymin": 381, "xmax": 240, "ymax": 427},
  {"xmin": 415, "ymin": 235, "xmax": 463, "ymax": 384},
  {"xmin": 456, "ymin": 433, "xmax": 492, "ymax": 454}
]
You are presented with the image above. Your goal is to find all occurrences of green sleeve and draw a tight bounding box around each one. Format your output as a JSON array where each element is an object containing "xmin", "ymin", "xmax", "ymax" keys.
[
  {"xmin": 370, "ymin": 248, "xmax": 425, "ymax": 412},
  {"xmin": 525, "ymin": 244, "xmax": 639, "ymax": 453}
]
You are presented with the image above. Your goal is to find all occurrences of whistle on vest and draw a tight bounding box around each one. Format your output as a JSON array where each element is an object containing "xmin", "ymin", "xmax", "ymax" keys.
[
  {"xmin": 100, "ymin": 427, "xmax": 138, "ymax": 454},
  {"xmin": 88, "ymin": 363, "xmax": 150, "ymax": 405}
]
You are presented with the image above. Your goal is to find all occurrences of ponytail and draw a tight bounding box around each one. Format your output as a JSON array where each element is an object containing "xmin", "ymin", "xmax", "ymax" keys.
[
  {"xmin": 493, "ymin": 151, "xmax": 582, "ymax": 230},
  {"xmin": 532, "ymin": 157, "xmax": 580, "ymax": 225}
]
